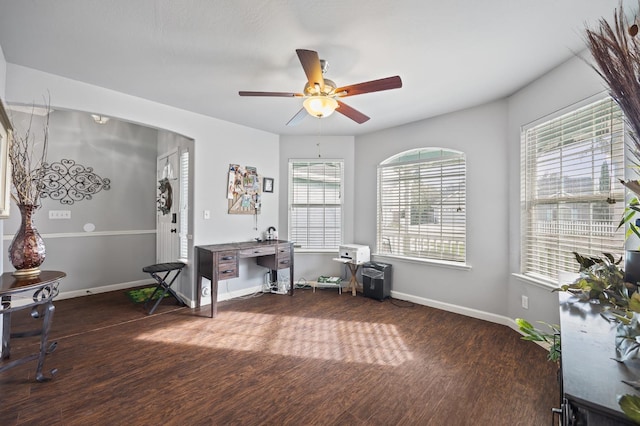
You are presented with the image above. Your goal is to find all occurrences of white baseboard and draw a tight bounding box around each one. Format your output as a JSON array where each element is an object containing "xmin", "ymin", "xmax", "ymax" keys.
[
  {"xmin": 54, "ymin": 283, "xmax": 522, "ymax": 336},
  {"xmin": 390, "ymin": 290, "xmax": 520, "ymax": 333},
  {"xmin": 55, "ymin": 279, "xmax": 264, "ymax": 310},
  {"xmin": 195, "ymin": 285, "xmax": 268, "ymax": 308},
  {"xmin": 56, "ymin": 279, "xmax": 154, "ymax": 300}
]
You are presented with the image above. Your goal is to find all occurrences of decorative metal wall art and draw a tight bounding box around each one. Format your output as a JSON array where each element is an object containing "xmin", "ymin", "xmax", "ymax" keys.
[{"xmin": 39, "ymin": 159, "xmax": 111, "ymax": 205}]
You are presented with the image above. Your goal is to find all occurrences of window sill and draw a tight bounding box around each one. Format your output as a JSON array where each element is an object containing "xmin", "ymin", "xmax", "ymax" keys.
[
  {"xmin": 511, "ymin": 273, "xmax": 558, "ymax": 291},
  {"xmin": 293, "ymin": 248, "xmax": 339, "ymax": 254},
  {"xmin": 373, "ymin": 253, "xmax": 471, "ymax": 271}
]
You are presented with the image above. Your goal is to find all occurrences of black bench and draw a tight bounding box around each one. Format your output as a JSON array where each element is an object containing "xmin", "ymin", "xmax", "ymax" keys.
[{"xmin": 142, "ymin": 262, "xmax": 186, "ymax": 314}]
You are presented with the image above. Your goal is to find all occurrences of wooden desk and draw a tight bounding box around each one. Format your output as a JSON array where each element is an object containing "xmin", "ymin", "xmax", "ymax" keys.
[
  {"xmin": 559, "ymin": 293, "xmax": 639, "ymax": 425},
  {"xmin": 0, "ymin": 270, "xmax": 65, "ymax": 382},
  {"xmin": 196, "ymin": 240, "xmax": 294, "ymax": 318}
]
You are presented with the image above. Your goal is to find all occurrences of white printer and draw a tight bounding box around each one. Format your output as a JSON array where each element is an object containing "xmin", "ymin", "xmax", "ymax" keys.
[{"xmin": 338, "ymin": 244, "xmax": 370, "ymax": 264}]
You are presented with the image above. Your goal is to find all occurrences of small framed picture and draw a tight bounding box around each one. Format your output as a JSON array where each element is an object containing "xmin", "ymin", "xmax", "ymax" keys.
[{"xmin": 263, "ymin": 177, "xmax": 274, "ymax": 193}]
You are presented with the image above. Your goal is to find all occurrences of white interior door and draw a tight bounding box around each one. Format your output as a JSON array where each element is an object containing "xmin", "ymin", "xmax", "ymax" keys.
[{"xmin": 157, "ymin": 149, "xmax": 180, "ymax": 263}]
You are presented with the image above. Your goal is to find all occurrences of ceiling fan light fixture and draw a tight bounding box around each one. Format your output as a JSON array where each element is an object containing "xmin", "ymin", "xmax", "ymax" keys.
[
  {"xmin": 303, "ymin": 96, "xmax": 338, "ymax": 118},
  {"xmin": 91, "ymin": 114, "xmax": 110, "ymax": 124}
]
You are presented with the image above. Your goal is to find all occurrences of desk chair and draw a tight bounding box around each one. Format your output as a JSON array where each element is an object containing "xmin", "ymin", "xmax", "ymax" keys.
[{"xmin": 142, "ymin": 262, "xmax": 186, "ymax": 314}]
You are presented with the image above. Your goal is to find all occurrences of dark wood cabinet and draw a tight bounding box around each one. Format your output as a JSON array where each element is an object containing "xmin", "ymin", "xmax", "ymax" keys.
[{"xmin": 559, "ymin": 293, "xmax": 640, "ymax": 425}]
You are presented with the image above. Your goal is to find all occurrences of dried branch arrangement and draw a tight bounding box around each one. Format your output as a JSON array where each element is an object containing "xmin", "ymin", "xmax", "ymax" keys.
[
  {"xmin": 586, "ymin": 2, "xmax": 640, "ymax": 239},
  {"xmin": 9, "ymin": 103, "xmax": 49, "ymax": 206},
  {"xmin": 586, "ymin": 3, "xmax": 640, "ymax": 155}
]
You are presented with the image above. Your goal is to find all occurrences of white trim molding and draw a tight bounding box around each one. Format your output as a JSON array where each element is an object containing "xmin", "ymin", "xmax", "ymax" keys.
[
  {"xmin": 391, "ymin": 290, "xmax": 520, "ymax": 333},
  {"xmin": 3, "ymin": 229, "xmax": 156, "ymax": 241}
]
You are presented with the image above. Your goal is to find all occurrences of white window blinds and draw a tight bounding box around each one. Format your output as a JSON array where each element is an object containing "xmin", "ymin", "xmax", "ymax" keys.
[
  {"xmin": 521, "ymin": 97, "xmax": 625, "ymax": 283},
  {"xmin": 377, "ymin": 148, "xmax": 466, "ymax": 262},
  {"xmin": 288, "ymin": 160, "xmax": 343, "ymax": 250},
  {"xmin": 179, "ymin": 149, "xmax": 189, "ymax": 261}
]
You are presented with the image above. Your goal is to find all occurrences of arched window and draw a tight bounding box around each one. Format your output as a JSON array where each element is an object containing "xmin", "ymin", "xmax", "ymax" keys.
[{"xmin": 377, "ymin": 148, "xmax": 466, "ymax": 262}]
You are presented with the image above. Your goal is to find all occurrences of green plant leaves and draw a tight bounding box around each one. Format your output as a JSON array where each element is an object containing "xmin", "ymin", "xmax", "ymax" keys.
[
  {"xmin": 515, "ymin": 318, "xmax": 561, "ymax": 362},
  {"xmin": 619, "ymin": 394, "xmax": 640, "ymax": 423}
]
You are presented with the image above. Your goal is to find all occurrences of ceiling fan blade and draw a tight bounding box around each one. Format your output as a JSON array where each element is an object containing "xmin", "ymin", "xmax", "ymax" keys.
[
  {"xmin": 239, "ymin": 91, "xmax": 302, "ymax": 97},
  {"xmin": 296, "ymin": 49, "xmax": 324, "ymax": 92},
  {"xmin": 286, "ymin": 108, "xmax": 308, "ymax": 126},
  {"xmin": 336, "ymin": 100, "xmax": 370, "ymax": 124},
  {"xmin": 335, "ymin": 76, "xmax": 402, "ymax": 97}
]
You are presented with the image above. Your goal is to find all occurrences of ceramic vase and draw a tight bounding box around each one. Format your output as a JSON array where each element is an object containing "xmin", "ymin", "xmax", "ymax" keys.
[{"xmin": 8, "ymin": 204, "xmax": 46, "ymax": 277}]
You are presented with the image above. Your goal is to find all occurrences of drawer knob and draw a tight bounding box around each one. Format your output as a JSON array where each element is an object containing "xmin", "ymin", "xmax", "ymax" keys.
[{"xmin": 222, "ymin": 269, "xmax": 235, "ymax": 274}]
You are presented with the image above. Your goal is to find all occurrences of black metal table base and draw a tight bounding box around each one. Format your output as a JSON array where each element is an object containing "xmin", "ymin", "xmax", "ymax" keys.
[
  {"xmin": 0, "ymin": 271, "xmax": 65, "ymax": 382},
  {"xmin": 0, "ymin": 305, "xmax": 58, "ymax": 381}
]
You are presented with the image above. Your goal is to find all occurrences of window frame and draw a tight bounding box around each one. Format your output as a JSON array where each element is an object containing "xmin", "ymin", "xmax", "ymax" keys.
[
  {"xmin": 376, "ymin": 148, "xmax": 467, "ymax": 264},
  {"xmin": 288, "ymin": 159, "xmax": 344, "ymax": 252},
  {"xmin": 520, "ymin": 95, "xmax": 626, "ymax": 285}
]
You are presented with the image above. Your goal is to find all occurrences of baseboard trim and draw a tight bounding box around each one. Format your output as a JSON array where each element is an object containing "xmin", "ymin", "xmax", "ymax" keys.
[
  {"xmin": 390, "ymin": 290, "xmax": 520, "ymax": 333},
  {"xmin": 55, "ymin": 283, "xmax": 521, "ymax": 335},
  {"xmin": 196, "ymin": 285, "xmax": 266, "ymax": 308},
  {"xmin": 56, "ymin": 279, "xmax": 155, "ymax": 300}
]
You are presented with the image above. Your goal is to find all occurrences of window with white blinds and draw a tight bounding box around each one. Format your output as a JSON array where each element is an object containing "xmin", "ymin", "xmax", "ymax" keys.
[
  {"xmin": 521, "ymin": 97, "xmax": 625, "ymax": 283},
  {"xmin": 377, "ymin": 148, "xmax": 466, "ymax": 262},
  {"xmin": 288, "ymin": 160, "xmax": 343, "ymax": 250},
  {"xmin": 179, "ymin": 149, "xmax": 189, "ymax": 261}
]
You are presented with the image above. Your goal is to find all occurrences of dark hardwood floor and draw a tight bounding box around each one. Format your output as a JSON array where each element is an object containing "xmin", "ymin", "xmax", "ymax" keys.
[{"xmin": 1, "ymin": 286, "xmax": 559, "ymax": 425}]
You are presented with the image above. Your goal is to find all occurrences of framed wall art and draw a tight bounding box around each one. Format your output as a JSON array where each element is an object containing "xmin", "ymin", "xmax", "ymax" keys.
[
  {"xmin": 263, "ymin": 177, "xmax": 274, "ymax": 193},
  {"xmin": 0, "ymin": 99, "xmax": 12, "ymax": 218}
]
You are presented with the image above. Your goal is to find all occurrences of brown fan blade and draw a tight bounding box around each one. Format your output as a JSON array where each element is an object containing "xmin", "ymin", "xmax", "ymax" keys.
[
  {"xmin": 336, "ymin": 100, "xmax": 370, "ymax": 124},
  {"xmin": 335, "ymin": 76, "xmax": 402, "ymax": 98},
  {"xmin": 286, "ymin": 108, "xmax": 308, "ymax": 126},
  {"xmin": 239, "ymin": 91, "xmax": 302, "ymax": 97},
  {"xmin": 296, "ymin": 49, "xmax": 324, "ymax": 92}
]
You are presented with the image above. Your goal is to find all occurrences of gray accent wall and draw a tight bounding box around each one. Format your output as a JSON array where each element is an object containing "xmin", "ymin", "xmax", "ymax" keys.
[{"xmin": 3, "ymin": 109, "xmax": 158, "ymax": 294}]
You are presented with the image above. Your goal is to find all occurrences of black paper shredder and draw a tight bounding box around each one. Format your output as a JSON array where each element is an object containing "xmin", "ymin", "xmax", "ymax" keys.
[{"xmin": 362, "ymin": 261, "xmax": 392, "ymax": 301}]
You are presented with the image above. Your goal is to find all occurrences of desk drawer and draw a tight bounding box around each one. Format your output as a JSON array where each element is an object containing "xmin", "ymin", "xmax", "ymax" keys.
[
  {"xmin": 277, "ymin": 245, "xmax": 291, "ymax": 256},
  {"xmin": 217, "ymin": 250, "xmax": 238, "ymax": 279},
  {"xmin": 239, "ymin": 246, "xmax": 276, "ymax": 257},
  {"xmin": 276, "ymin": 256, "xmax": 291, "ymax": 269}
]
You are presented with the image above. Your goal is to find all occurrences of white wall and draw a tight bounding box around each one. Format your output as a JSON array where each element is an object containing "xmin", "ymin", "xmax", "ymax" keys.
[
  {"xmin": 506, "ymin": 53, "xmax": 608, "ymax": 325},
  {"xmin": 5, "ymin": 63, "xmax": 280, "ymax": 302},
  {"xmin": 355, "ymin": 100, "xmax": 511, "ymax": 320},
  {"xmin": 279, "ymin": 135, "xmax": 356, "ymax": 282}
]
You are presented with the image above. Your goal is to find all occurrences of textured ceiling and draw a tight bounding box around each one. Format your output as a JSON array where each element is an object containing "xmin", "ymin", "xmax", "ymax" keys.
[{"xmin": 0, "ymin": 0, "xmax": 635, "ymax": 136}]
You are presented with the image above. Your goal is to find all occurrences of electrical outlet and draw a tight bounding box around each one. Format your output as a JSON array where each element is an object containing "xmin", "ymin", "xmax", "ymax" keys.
[
  {"xmin": 49, "ymin": 210, "xmax": 71, "ymax": 219},
  {"xmin": 521, "ymin": 295, "xmax": 529, "ymax": 310},
  {"xmin": 203, "ymin": 210, "xmax": 210, "ymax": 220}
]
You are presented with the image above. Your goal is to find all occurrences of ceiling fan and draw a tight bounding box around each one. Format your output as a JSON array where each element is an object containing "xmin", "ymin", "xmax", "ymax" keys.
[{"xmin": 239, "ymin": 49, "xmax": 402, "ymax": 126}]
